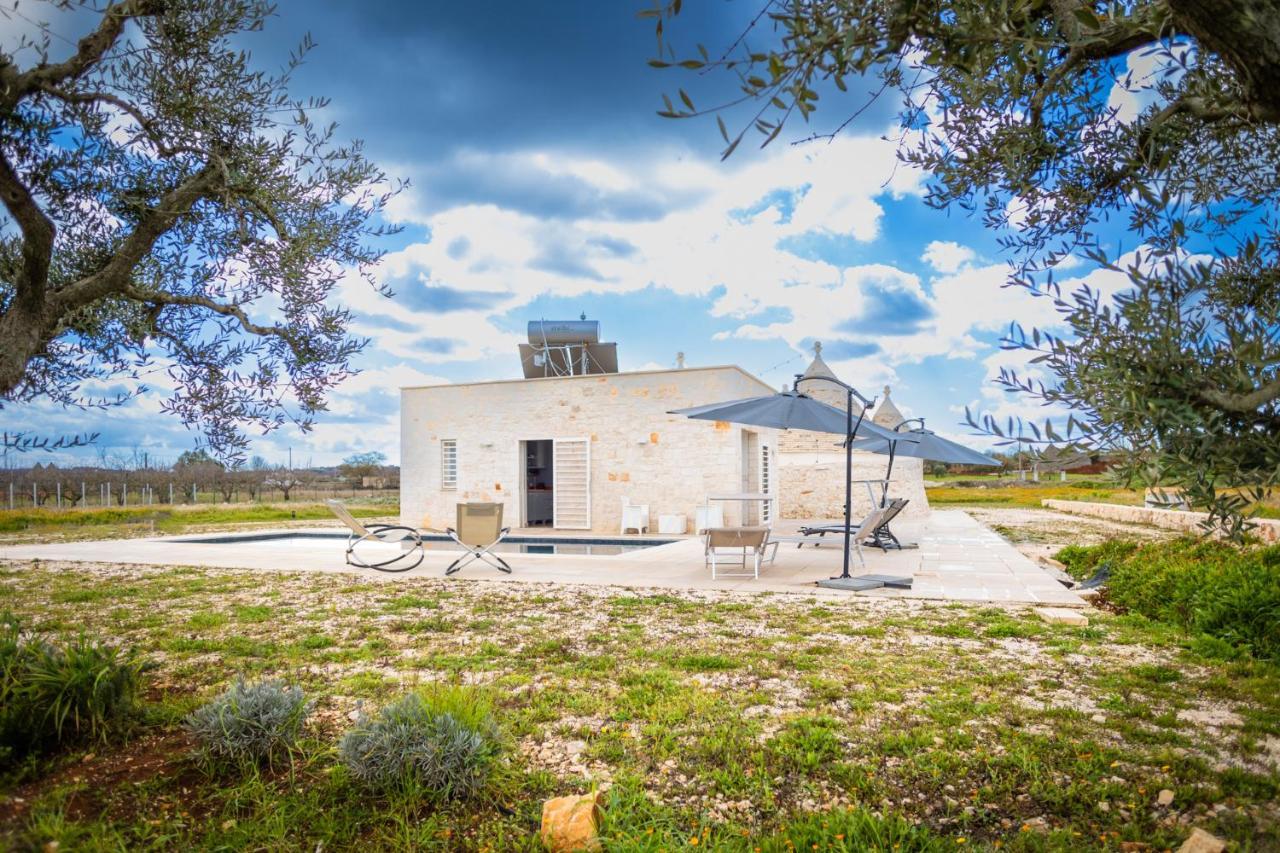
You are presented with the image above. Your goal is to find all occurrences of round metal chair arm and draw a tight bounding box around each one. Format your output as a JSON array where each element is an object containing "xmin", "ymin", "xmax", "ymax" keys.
[{"xmin": 346, "ymin": 530, "xmax": 426, "ymax": 572}]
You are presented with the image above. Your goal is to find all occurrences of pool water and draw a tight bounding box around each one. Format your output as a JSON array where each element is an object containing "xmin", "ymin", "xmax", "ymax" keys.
[{"xmin": 177, "ymin": 531, "xmax": 676, "ymax": 557}]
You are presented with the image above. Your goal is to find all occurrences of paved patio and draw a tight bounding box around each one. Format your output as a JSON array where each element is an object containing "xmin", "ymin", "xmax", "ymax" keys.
[{"xmin": 0, "ymin": 510, "xmax": 1085, "ymax": 606}]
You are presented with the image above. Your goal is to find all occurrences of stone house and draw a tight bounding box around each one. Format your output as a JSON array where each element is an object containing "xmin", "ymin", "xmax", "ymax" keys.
[
  {"xmin": 400, "ymin": 320, "xmax": 931, "ymax": 533},
  {"xmin": 399, "ymin": 365, "xmax": 782, "ymax": 534}
]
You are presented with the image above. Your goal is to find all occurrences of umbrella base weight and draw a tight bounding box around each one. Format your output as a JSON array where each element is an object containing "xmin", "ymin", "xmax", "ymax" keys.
[
  {"xmin": 858, "ymin": 573, "xmax": 914, "ymax": 589},
  {"xmin": 815, "ymin": 577, "xmax": 885, "ymax": 592}
]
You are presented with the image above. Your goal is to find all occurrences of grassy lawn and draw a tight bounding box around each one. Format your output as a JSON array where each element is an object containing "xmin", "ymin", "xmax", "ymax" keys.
[
  {"xmin": 0, "ymin": 501, "xmax": 397, "ymax": 544},
  {"xmin": 1, "ymin": 560, "xmax": 1277, "ymax": 850},
  {"xmin": 925, "ymin": 481, "xmax": 1144, "ymax": 510},
  {"xmin": 925, "ymin": 480, "xmax": 1280, "ymax": 519}
]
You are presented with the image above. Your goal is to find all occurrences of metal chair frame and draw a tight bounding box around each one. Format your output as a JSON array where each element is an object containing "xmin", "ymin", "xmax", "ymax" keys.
[
  {"xmin": 327, "ymin": 500, "xmax": 425, "ymax": 573},
  {"xmin": 705, "ymin": 526, "xmax": 772, "ymax": 580},
  {"xmin": 345, "ymin": 523, "xmax": 426, "ymax": 573},
  {"xmin": 444, "ymin": 529, "xmax": 513, "ymax": 576},
  {"xmin": 441, "ymin": 502, "xmax": 513, "ymax": 576}
]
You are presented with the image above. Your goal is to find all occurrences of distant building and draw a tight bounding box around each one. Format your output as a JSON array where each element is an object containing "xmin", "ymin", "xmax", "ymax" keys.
[{"xmin": 1032, "ymin": 445, "xmax": 1113, "ymax": 478}]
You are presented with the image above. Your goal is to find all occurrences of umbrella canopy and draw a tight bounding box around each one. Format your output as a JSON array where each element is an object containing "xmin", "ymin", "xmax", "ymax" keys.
[
  {"xmin": 849, "ymin": 425, "xmax": 999, "ymax": 506},
  {"xmin": 670, "ymin": 391, "xmax": 917, "ymax": 444},
  {"xmin": 848, "ymin": 428, "xmax": 999, "ymax": 467}
]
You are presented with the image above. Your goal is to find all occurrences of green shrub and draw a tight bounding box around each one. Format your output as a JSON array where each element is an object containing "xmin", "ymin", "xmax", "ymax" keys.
[
  {"xmin": 186, "ymin": 679, "xmax": 311, "ymax": 768},
  {"xmin": 338, "ymin": 686, "xmax": 502, "ymax": 800},
  {"xmin": 1056, "ymin": 539, "xmax": 1280, "ymax": 660},
  {"xmin": 0, "ymin": 613, "xmax": 149, "ymax": 765},
  {"xmin": 1055, "ymin": 539, "xmax": 1140, "ymax": 580}
]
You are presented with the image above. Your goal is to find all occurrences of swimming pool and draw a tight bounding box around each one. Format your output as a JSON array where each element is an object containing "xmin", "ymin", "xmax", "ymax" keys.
[{"xmin": 174, "ymin": 531, "xmax": 678, "ymax": 557}]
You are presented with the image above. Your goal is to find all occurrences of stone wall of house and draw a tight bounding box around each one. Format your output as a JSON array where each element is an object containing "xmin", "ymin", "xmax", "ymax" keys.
[
  {"xmin": 776, "ymin": 452, "xmax": 930, "ymax": 521},
  {"xmin": 400, "ymin": 367, "xmax": 779, "ymax": 534},
  {"xmin": 774, "ymin": 364, "xmax": 931, "ymax": 521},
  {"xmin": 1042, "ymin": 499, "xmax": 1280, "ymax": 543}
]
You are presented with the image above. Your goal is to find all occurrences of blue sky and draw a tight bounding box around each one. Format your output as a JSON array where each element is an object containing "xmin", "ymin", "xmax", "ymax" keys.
[{"xmin": 4, "ymin": 0, "xmax": 1149, "ymax": 467}]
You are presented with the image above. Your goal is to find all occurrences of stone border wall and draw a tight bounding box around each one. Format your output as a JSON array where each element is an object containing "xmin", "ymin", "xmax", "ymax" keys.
[{"xmin": 1042, "ymin": 499, "xmax": 1280, "ymax": 544}]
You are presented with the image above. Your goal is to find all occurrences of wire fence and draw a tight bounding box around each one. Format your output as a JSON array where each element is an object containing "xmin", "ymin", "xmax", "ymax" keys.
[{"xmin": 2, "ymin": 483, "xmax": 399, "ymax": 511}]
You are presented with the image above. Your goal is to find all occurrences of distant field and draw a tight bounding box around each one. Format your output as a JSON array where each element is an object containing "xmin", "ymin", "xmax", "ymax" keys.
[
  {"xmin": 0, "ymin": 501, "xmax": 397, "ymax": 541},
  {"xmin": 926, "ymin": 478, "xmax": 1280, "ymax": 517},
  {"xmin": 925, "ymin": 479, "xmax": 1144, "ymax": 509}
]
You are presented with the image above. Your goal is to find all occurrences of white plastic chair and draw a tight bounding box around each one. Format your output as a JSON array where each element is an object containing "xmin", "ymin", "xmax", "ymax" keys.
[{"xmin": 620, "ymin": 496, "xmax": 650, "ymax": 534}]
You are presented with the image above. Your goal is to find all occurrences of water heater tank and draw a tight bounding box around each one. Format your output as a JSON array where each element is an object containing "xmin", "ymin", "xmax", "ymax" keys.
[{"xmin": 527, "ymin": 320, "xmax": 600, "ymax": 345}]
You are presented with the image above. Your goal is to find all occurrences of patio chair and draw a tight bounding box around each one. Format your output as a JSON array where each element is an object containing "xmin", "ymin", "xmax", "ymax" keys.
[
  {"xmin": 620, "ymin": 496, "xmax": 650, "ymax": 534},
  {"xmin": 326, "ymin": 500, "xmax": 425, "ymax": 573},
  {"xmin": 705, "ymin": 526, "xmax": 776, "ymax": 580},
  {"xmin": 442, "ymin": 502, "xmax": 512, "ymax": 576}
]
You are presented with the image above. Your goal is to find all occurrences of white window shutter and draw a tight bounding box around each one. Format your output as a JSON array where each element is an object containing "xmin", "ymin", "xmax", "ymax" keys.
[{"xmin": 552, "ymin": 438, "xmax": 590, "ymax": 529}]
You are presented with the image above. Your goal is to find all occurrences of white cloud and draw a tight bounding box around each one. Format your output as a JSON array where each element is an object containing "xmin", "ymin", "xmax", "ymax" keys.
[
  {"xmin": 356, "ymin": 129, "xmax": 1090, "ymax": 409},
  {"xmin": 359, "ymin": 133, "xmax": 932, "ymax": 369},
  {"xmin": 921, "ymin": 240, "xmax": 975, "ymax": 273},
  {"xmin": 1105, "ymin": 44, "xmax": 1191, "ymax": 126}
]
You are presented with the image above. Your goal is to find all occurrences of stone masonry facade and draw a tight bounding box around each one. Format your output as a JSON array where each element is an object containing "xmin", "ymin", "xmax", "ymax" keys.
[
  {"xmin": 775, "ymin": 344, "xmax": 930, "ymax": 521},
  {"xmin": 400, "ymin": 366, "xmax": 780, "ymax": 534}
]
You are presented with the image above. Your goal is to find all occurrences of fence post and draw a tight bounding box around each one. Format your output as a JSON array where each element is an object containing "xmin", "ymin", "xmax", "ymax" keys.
[
  {"xmin": 32, "ymin": 483, "xmax": 37, "ymax": 507},
  {"xmin": 169, "ymin": 482, "xmax": 173, "ymax": 504},
  {"xmin": 123, "ymin": 483, "xmax": 127, "ymax": 507},
  {"xmin": 56, "ymin": 482, "xmax": 61, "ymax": 509},
  {"xmin": 107, "ymin": 482, "xmax": 111, "ymax": 505},
  {"xmin": 81, "ymin": 481, "xmax": 86, "ymax": 507},
  {"xmin": 192, "ymin": 482, "xmax": 197, "ymax": 503}
]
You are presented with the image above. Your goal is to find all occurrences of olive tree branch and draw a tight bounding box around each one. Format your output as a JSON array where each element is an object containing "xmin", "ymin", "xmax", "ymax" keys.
[
  {"xmin": 0, "ymin": 148, "xmax": 55, "ymax": 312},
  {"xmin": 52, "ymin": 163, "xmax": 222, "ymax": 313},
  {"xmin": 122, "ymin": 286, "xmax": 281, "ymax": 338},
  {"xmin": 6, "ymin": 0, "xmax": 164, "ymax": 108}
]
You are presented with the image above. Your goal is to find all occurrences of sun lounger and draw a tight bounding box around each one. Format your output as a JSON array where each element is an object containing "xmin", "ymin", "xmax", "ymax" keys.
[
  {"xmin": 798, "ymin": 499, "xmax": 910, "ymax": 551},
  {"xmin": 705, "ymin": 526, "xmax": 775, "ymax": 579},
  {"xmin": 870, "ymin": 498, "xmax": 909, "ymax": 549},
  {"xmin": 326, "ymin": 500, "xmax": 425, "ymax": 573},
  {"xmin": 441, "ymin": 502, "xmax": 512, "ymax": 577},
  {"xmin": 794, "ymin": 505, "xmax": 893, "ymax": 569}
]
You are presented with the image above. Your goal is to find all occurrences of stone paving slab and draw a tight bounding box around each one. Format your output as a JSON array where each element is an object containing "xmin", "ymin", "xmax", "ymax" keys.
[{"xmin": 0, "ymin": 510, "xmax": 1086, "ymax": 607}]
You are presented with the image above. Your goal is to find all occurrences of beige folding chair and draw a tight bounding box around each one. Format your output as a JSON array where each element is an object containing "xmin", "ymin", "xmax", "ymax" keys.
[
  {"xmin": 705, "ymin": 526, "xmax": 772, "ymax": 579},
  {"xmin": 326, "ymin": 500, "xmax": 424, "ymax": 573},
  {"xmin": 442, "ymin": 502, "xmax": 512, "ymax": 576}
]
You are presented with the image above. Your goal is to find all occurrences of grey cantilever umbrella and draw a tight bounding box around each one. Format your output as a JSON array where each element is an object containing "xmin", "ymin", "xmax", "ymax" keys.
[
  {"xmin": 670, "ymin": 378, "xmax": 919, "ymax": 581},
  {"xmin": 849, "ymin": 422, "xmax": 1000, "ymax": 497},
  {"xmin": 671, "ymin": 391, "xmax": 917, "ymax": 444}
]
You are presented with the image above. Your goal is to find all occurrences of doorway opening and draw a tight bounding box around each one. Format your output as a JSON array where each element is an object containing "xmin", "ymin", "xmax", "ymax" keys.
[{"xmin": 523, "ymin": 439, "xmax": 554, "ymax": 526}]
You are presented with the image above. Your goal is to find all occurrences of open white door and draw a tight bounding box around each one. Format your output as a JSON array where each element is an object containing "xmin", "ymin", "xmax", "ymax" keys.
[{"xmin": 552, "ymin": 437, "xmax": 591, "ymax": 529}]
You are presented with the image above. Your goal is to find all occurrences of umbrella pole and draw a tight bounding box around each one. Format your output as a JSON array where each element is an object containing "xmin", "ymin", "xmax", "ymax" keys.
[
  {"xmin": 882, "ymin": 442, "xmax": 897, "ymax": 507},
  {"xmin": 835, "ymin": 390, "xmax": 867, "ymax": 580}
]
